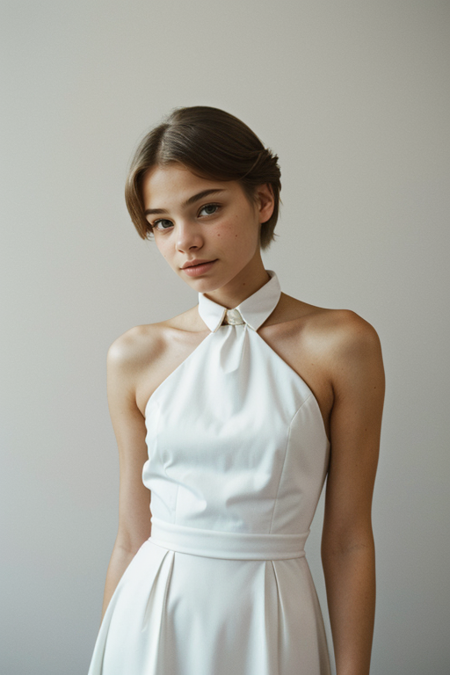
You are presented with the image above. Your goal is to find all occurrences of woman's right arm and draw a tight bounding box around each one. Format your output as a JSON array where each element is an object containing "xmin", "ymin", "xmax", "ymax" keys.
[{"xmin": 100, "ymin": 329, "xmax": 157, "ymax": 623}]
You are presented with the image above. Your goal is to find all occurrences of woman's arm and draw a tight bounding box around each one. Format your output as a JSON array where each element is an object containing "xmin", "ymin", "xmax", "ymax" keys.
[
  {"xmin": 99, "ymin": 329, "xmax": 159, "ymax": 623},
  {"xmin": 321, "ymin": 311, "xmax": 385, "ymax": 675}
]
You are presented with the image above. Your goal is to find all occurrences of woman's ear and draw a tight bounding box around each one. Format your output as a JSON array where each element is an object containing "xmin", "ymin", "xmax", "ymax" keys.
[{"xmin": 255, "ymin": 183, "xmax": 275, "ymax": 224}]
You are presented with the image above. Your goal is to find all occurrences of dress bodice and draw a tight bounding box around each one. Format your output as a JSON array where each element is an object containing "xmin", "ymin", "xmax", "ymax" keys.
[{"xmin": 142, "ymin": 270, "xmax": 330, "ymax": 540}]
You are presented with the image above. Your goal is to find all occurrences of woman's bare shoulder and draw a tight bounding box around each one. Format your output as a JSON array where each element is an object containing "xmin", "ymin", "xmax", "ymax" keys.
[
  {"xmin": 106, "ymin": 305, "xmax": 203, "ymax": 372},
  {"xmin": 279, "ymin": 292, "xmax": 380, "ymax": 344},
  {"xmin": 274, "ymin": 293, "xmax": 383, "ymax": 384},
  {"xmin": 314, "ymin": 307, "xmax": 380, "ymax": 349}
]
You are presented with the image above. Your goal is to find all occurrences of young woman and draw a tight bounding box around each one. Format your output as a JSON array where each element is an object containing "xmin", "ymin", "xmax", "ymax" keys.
[{"xmin": 87, "ymin": 106, "xmax": 385, "ymax": 675}]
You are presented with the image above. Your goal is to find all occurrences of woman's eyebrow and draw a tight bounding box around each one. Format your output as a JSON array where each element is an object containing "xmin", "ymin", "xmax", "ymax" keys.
[{"xmin": 144, "ymin": 189, "xmax": 226, "ymax": 215}]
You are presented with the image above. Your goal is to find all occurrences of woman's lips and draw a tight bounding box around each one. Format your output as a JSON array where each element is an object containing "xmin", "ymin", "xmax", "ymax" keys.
[{"xmin": 182, "ymin": 260, "xmax": 218, "ymax": 276}]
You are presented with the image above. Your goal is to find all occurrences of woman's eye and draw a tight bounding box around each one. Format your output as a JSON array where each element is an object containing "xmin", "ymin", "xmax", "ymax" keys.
[
  {"xmin": 152, "ymin": 219, "xmax": 173, "ymax": 231},
  {"xmin": 150, "ymin": 205, "xmax": 219, "ymax": 231},
  {"xmin": 199, "ymin": 203, "xmax": 220, "ymax": 217}
]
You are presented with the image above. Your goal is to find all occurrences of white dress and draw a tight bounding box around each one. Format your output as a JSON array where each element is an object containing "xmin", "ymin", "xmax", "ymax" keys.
[{"xmin": 87, "ymin": 269, "xmax": 331, "ymax": 675}]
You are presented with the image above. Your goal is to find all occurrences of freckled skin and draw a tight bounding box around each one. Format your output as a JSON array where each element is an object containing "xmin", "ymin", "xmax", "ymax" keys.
[{"xmin": 141, "ymin": 163, "xmax": 275, "ymax": 302}]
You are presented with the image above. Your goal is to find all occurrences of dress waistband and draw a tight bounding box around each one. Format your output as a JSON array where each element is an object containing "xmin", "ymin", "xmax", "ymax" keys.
[{"xmin": 149, "ymin": 517, "xmax": 308, "ymax": 560}]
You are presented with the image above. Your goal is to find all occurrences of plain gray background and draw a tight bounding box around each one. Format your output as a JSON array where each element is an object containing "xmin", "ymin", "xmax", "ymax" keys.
[{"xmin": 1, "ymin": 1, "xmax": 449, "ymax": 673}]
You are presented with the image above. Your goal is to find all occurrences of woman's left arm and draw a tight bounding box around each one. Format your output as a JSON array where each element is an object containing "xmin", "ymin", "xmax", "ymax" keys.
[{"xmin": 321, "ymin": 311, "xmax": 385, "ymax": 675}]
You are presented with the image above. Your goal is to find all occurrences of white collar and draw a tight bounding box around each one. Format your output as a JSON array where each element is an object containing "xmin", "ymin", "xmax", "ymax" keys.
[{"xmin": 198, "ymin": 270, "xmax": 281, "ymax": 333}]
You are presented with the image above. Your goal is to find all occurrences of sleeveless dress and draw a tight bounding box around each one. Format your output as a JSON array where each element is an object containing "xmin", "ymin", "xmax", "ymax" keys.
[{"xmin": 87, "ymin": 269, "xmax": 331, "ymax": 675}]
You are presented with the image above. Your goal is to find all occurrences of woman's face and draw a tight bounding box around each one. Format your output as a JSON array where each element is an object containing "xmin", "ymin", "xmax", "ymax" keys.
[{"xmin": 141, "ymin": 163, "xmax": 274, "ymax": 293}]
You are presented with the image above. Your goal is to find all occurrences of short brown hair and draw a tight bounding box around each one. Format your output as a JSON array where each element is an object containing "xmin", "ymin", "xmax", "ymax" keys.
[{"xmin": 124, "ymin": 106, "xmax": 282, "ymax": 250}]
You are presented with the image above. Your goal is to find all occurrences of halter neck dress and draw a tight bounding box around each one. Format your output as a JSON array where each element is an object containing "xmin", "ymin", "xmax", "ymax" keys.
[{"xmin": 87, "ymin": 269, "xmax": 331, "ymax": 675}]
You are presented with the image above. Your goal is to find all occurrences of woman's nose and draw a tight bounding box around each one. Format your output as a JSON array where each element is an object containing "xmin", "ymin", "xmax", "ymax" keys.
[{"xmin": 176, "ymin": 220, "xmax": 203, "ymax": 251}]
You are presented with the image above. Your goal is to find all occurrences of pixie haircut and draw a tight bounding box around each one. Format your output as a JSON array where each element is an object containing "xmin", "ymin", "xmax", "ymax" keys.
[{"xmin": 125, "ymin": 106, "xmax": 282, "ymax": 251}]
